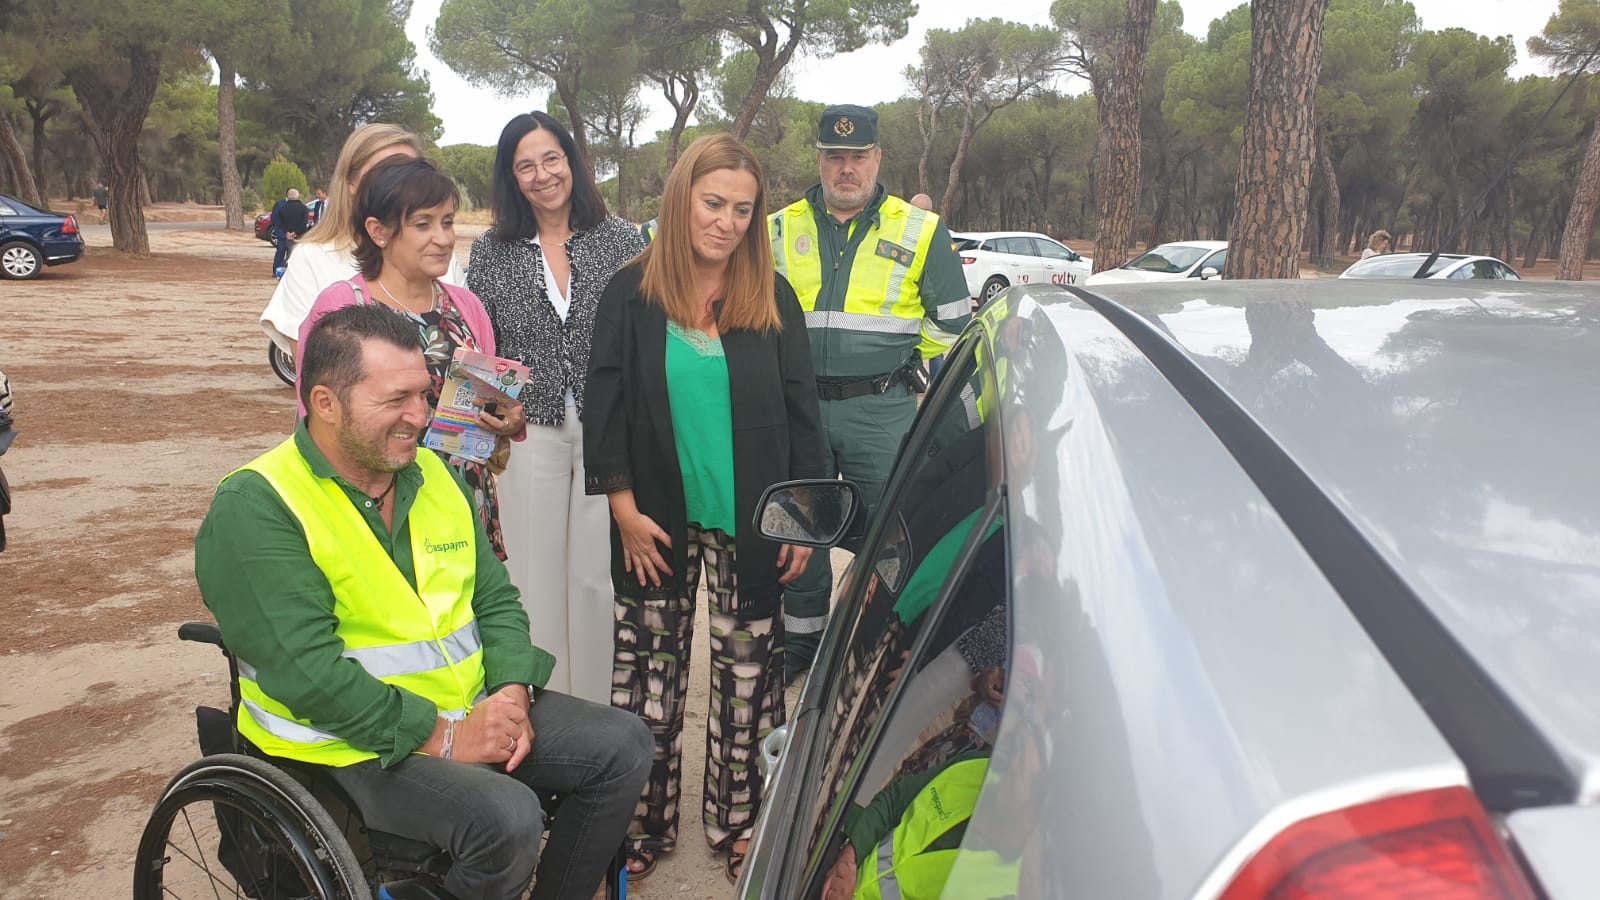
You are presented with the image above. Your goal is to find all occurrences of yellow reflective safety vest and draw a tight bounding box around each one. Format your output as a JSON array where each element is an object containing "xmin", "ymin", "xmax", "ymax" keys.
[
  {"xmin": 771, "ymin": 192, "xmax": 958, "ymax": 376},
  {"xmin": 856, "ymin": 758, "xmax": 1018, "ymax": 900},
  {"xmin": 231, "ymin": 438, "xmax": 486, "ymax": 766}
]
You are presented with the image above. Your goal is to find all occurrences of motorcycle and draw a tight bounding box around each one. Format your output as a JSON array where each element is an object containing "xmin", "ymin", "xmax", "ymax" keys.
[{"xmin": 268, "ymin": 341, "xmax": 295, "ymax": 386}]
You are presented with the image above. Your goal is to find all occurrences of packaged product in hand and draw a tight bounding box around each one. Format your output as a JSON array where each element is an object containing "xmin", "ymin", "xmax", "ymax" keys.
[{"xmin": 422, "ymin": 348, "xmax": 529, "ymax": 463}]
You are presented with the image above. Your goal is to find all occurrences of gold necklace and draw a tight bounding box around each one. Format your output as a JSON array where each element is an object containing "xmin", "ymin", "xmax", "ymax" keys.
[{"xmin": 376, "ymin": 277, "xmax": 438, "ymax": 314}]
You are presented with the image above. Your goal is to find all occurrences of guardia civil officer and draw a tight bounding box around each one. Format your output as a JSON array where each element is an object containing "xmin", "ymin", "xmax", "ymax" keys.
[{"xmin": 768, "ymin": 104, "xmax": 971, "ymax": 677}]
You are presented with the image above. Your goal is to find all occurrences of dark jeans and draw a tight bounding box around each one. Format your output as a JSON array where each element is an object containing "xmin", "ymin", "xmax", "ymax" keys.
[{"xmin": 325, "ymin": 690, "xmax": 652, "ymax": 900}]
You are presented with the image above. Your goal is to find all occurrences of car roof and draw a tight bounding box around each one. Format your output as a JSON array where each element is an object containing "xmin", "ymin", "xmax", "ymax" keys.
[
  {"xmin": 952, "ymin": 231, "xmax": 1056, "ymax": 241},
  {"xmin": 1140, "ymin": 240, "xmax": 1229, "ymax": 252},
  {"xmin": 994, "ymin": 278, "xmax": 1600, "ymax": 801}
]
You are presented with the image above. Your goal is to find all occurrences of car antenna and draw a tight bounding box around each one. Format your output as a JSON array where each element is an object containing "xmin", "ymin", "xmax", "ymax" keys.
[{"xmin": 1413, "ymin": 46, "xmax": 1599, "ymax": 278}]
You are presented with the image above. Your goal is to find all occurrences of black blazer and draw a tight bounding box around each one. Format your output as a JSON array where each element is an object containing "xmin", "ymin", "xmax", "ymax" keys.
[{"xmin": 584, "ymin": 263, "xmax": 827, "ymax": 608}]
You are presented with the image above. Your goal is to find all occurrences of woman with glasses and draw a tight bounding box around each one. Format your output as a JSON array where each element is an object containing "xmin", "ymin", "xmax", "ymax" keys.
[{"xmin": 467, "ymin": 112, "xmax": 645, "ymax": 706}]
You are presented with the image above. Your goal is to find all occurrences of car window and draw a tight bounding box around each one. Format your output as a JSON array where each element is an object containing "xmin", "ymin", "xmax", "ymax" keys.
[
  {"xmin": 990, "ymin": 237, "xmax": 1023, "ymax": 256},
  {"xmin": 1125, "ymin": 244, "xmax": 1211, "ymax": 273},
  {"xmin": 1470, "ymin": 259, "xmax": 1518, "ymax": 279},
  {"xmin": 1189, "ymin": 249, "xmax": 1226, "ymax": 276},
  {"xmin": 0, "ymin": 202, "xmax": 15, "ymax": 216},
  {"xmin": 1494, "ymin": 262, "xmax": 1520, "ymax": 279},
  {"xmin": 792, "ymin": 331, "xmax": 1003, "ymax": 892},
  {"xmin": 1035, "ymin": 239, "xmax": 1076, "ymax": 262},
  {"xmin": 952, "ymin": 237, "xmax": 979, "ymax": 252},
  {"xmin": 1449, "ymin": 265, "xmax": 1474, "ymax": 280}
]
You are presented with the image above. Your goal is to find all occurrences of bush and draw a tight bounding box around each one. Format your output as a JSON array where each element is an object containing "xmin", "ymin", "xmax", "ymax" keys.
[
  {"xmin": 260, "ymin": 158, "xmax": 309, "ymax": 207},
  {"xmin": 241, "ymin": 186, "xmax": 263, "ymax": 214}
]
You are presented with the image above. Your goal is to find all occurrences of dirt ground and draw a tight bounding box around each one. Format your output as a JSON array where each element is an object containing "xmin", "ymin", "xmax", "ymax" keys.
[{"xmin": 0, "ymin": 216, "xmax": 742, "ymax": 899}]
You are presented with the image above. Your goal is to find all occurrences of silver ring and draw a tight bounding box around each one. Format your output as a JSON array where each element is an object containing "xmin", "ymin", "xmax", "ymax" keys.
[{"xmin": 506, "ymin": 737, "xmax": 516, "ymax": 753}]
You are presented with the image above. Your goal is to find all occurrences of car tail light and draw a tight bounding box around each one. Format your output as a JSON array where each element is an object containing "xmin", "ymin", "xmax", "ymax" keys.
[
  {"xmin": 62, "ymin": 216, "xmax": 79, "ymax": 235},
  {"xmin": 961, "ymin": 255, "xmax": 976, "ymax": 265},
  {"xmin": 1219, "ymin": 787, "xmax": 1536, "ymax": 900}
]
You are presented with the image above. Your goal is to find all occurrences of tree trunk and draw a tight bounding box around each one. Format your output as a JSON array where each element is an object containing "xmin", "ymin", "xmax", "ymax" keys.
[
  {"xmin": 216, "ymin": 55, "xmax": 246, "ymax": 230},
  {"xmin": 1556, "ymin": 112, "xmax": 1600, "ymax": 280},
  {"xmin": 917, "ymin": 101, "xmax": 942, "ymax": 197},
  {"xmin": 68, "ymin": 47, "xmax": 162, "ymax": 255},
  {"xmin": 0, "ymin": 113, "xmax": 43, "ymax": 208},
  {"xmin": 1223, "ymin": 0, "xmax": 1329, "ymax": 280},
  {"xmin": 938, "ymin": 111, "xmax": 980, "ymax": 219},
  {"xmin": 666, "ymin": 82, "xmax": 696, "ymax": 172},
  {"xmin": 553, "ymin": 79, "xmax": 591, "ymax": 167},
  {"xmin": 1313, "ymin": 121, "xmax": 1340, "ymax": 268},
  {"xmin": 1090, "ymin": 0, "xmax": 1157, "ymax": 273},
  {"xmin": 731, "ymin": 30, "xmax": 803, "ymax": 141},
  {"xmin": 27, "ymin": 105, "xmax": 54, "ymax": 207}
]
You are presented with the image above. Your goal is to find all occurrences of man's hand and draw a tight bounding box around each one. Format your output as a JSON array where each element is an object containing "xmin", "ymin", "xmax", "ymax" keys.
[
  {"xmin": 443, "ymin": 690, "xmax": 529, "ymax": 767},
  {"xmin": 777, "ymin": 544, "xmax": 813, "ymax": 584},
  {"xmin": 973, "ymin": 666, "xmax": 1005, "ymax": 706},
  {"xmin": 820, "ymin": 846, "xmax": 857, "ymax": 900},
  {"xmin": 488, "ymin": 685, "xmax": 535, "ymax": 772}
]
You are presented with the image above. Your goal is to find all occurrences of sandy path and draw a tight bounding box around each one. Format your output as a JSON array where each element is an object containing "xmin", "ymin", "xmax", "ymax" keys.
[{"xmin": 0, "ymin": 224, "xmax": 745, "ymax": 899}]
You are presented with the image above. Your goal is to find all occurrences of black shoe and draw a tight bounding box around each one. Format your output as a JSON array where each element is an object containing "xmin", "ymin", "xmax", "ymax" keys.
[{"xmin": 784, "ymin": 653, "xmax": 812, "ymax": 686}]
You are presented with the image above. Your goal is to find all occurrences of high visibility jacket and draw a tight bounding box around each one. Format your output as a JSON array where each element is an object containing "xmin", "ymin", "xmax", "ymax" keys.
[
  {"xmin": 856, "ymin": 758, "xmax": 1017, "ymax": 900},
  {"xmin": 771, "ymin": 189, "xmax": 970, "ymax": 378},
  {"xmin": 231, "ymin": 438, "xmax": 487, "ymax": 766}
]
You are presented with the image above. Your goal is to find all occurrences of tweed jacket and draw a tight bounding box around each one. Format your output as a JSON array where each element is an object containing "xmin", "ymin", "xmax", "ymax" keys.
[{"xmin": 467, "ymin": 215, "xmax": 644, "ymax": 426}]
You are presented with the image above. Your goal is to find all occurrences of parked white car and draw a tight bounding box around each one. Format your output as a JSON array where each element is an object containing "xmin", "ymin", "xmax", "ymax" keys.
[
  {"xmin": 1084, "ymin": 240, "xmax": 1228, "ymax": 286},
  {"xmin": 1340, "ymin": 252, "xmax": 1520, "ymax": 280},
  {"xmin": 952, "ymin": 231, "xmax": 1092, "ymax": 302}
]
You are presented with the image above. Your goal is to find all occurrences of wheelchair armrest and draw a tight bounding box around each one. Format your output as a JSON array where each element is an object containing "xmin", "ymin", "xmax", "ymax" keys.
[{"xmin": 179, "ymin": 622, "xmax": 225, "ymax": 649}]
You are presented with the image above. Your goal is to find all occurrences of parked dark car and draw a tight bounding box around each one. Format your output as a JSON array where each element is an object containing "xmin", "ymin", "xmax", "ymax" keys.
[
  {"xmin": 743, "ymin": 279, "xmax": 1600, "ymax": 899},
  {"xmin": 0, "ymin": 193, "xmax": 84, "ymax": 280}
]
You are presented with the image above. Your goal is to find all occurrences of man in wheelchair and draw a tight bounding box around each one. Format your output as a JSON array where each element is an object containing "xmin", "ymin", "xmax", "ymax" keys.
[{"xmin": 193, "ymin": 305, "xmax": 653, "ymax": 900}]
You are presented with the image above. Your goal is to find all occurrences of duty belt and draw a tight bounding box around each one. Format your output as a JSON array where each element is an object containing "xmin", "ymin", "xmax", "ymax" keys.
[{"xmin": 816, "ymin": 372, "xmax": 898, "ymax": 402}]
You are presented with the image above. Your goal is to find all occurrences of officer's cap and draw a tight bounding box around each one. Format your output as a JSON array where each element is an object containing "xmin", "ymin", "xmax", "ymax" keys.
[{"xmin": 815, "ymin": 104, "xmax": 879, "ymax": 150}]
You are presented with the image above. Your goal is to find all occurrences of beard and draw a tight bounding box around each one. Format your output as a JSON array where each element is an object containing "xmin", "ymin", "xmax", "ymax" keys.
[
  {"xmin": 337, "ymin": 406, "xmax": 417, "ymax": 474},
  {"xmin": 822, "ymin": 179, "xmax": 874, "ymax": 213}
]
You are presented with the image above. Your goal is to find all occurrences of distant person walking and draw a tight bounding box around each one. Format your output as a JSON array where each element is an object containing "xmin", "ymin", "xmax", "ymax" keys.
[
  {"xmin": 1361, "ymin": 229, "xmax": 1392, "ymax": 260},
  {"xmin": 93, "ymin": 183, "xmax": 108, "ymax": 224},
  {"xmin": 270, "ymin": 188, "xmax": 311, "ymax": 277}
]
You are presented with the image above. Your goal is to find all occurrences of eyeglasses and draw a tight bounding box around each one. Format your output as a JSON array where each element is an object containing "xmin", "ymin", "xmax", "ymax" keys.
[{"xmin": 514, "ymin": 153, "xmax": 568, "ymax": 179}]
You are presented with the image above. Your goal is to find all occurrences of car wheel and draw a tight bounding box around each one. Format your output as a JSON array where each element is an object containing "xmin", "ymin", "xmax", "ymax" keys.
[
  {"xmin": 0, "ymin": 241, "xmax": 43, "ymax": 280},
  {"xmin": 982, "ymin": 276, "xmax": 1008, "ymax": 302},
  {"xmin": 268, "ymin": 342, "xmax": 297, "ymax": 387}
]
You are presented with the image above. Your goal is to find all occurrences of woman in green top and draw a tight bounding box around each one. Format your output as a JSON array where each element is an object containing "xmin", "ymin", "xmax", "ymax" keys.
[{"xmin": 585, "ymin": 134, "xmax": 826, "ymax": 882}]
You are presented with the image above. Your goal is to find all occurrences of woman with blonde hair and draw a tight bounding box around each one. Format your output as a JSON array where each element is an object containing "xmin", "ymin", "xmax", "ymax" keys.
[
  {"xmin": 1361, "ymin": 229, "xmax": 1393, "ymax": 259},
  {"xmin": 585, "ymin": 133, "xmax": 825, "ymax": 882},
  {"xmin": 260, "ymin": 123, "xmax": 465, "ymax": 356}
]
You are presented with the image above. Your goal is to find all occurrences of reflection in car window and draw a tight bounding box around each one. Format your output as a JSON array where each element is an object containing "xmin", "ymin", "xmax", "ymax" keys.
[
  {"xmin": 796, "ymin": 331, "xmax": 1002, "ymax": 891},
  {"xmin": 1347, "ymin": 255, "xmax": 1456, "ymax": 278},
  {"xmin": 1125, "ymin": 244, "xmax": 1211, "ymax": 273},
  {"xmin": 0, "ymin": 203, "xmax": 15, "ymax": 216}
]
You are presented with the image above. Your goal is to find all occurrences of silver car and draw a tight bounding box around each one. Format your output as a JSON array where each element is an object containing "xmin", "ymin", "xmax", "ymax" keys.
[{"xmin": 744, "ymin": 279, "xmax": 1599, "ymax": 899}]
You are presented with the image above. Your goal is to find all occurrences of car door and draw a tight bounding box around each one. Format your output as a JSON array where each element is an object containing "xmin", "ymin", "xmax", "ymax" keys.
[
  {"xmin": 749, "ymin": 332, "xmax": 1004, "ymax": 898},
  {"xmin": 1033, "ymin": 237, "xmax": 1082, "ymax": 286},
  {"xmin": 1190, "ymin": 248, "xmax": 1226, "ymax": 279},
  {"xmin": 997, "ymin": 237, "xmax": 1041, "ymax": 286}
]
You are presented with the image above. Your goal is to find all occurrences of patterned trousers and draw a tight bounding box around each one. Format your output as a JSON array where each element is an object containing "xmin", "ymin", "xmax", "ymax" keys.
[{"xmin": 611, "ymin": 524, "xmax": 786, "ymax": 853}]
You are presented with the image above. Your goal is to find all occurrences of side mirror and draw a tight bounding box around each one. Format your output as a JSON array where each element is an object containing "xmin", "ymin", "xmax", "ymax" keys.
[
  {"xmin": 1199, "ymin": 266, "xmax": 1220, "ymax": 280},
  {"xmin": 755, "ymin": 479, "xmax": 863, "ymax": 548}
]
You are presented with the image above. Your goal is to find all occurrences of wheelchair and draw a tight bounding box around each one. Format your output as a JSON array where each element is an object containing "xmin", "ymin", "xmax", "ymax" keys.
[{"xmin": 133, "ymin": 622, "xmax": 627, "ymax": 900}]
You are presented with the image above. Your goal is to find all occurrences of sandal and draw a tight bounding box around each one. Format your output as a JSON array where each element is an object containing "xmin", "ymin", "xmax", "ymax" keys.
[
  {"xmin": 623, "ymin": 849, "xmax": 657, "ymax": 882},
  {"xmin": 725, "ymin": 840, "xmax": 749, "ymax": 884}
]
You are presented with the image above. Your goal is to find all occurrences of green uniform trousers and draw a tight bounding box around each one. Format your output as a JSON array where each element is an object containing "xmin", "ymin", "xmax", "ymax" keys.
[{"xmin": 783, "ymin": 384, "xmax": 919, "ymax": 663}]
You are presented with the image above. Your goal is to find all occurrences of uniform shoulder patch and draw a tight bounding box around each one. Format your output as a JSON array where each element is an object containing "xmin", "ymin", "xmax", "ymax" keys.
[{"xmin": 875, "ymin": 239, "xmax": 915, "ymax": 267}]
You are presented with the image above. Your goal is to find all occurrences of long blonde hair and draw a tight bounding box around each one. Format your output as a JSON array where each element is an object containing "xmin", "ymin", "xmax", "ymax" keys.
[
  {"xmin": 302, "ymin": 123, "xmax": 429, "ymax": 249},
  {"xmin": 639, "ymin": 134, "xmax": 779, "ymax": 333}
]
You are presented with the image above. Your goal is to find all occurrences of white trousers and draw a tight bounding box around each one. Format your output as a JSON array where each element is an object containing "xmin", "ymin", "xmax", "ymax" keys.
[{"xmin": 498, "ymin": 411, "xmax": 614, "ymax": 704}]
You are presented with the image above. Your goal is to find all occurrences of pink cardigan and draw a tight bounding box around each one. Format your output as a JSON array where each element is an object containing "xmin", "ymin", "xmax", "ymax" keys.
[{"xmin": 294, "ymin": 274, "xmax": 500, "ymax": 420}]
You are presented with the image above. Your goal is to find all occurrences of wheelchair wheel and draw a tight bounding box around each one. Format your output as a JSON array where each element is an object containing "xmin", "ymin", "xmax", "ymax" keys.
[
  {"xmin": 268, "ymin": 341, "xmax": 296, "ymax": 387},
  {"xmin": 133, "ymin": 753, "xmax": 370, "ymax": 900}
]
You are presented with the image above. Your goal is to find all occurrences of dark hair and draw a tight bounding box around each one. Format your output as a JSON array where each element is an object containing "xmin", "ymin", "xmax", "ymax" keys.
[
  {"xmin": 350, "ymin": 156, "xmax": 460, "ymax": 280},
  {"xmin": 489, "ymin": 111, "xmax": 607, "ymax": 242},
  {"xmin": 299, "ymin": 304, "xmax": 424, "ymax": 411}
]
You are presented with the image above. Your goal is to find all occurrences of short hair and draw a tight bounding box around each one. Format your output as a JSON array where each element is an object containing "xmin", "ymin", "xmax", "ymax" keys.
[
  {"xmin": 302, "ymin": 123, "xmax": 430, "ymax": 248},
  {"xmin": 299, "ymin": 304, "xmax": 424, "ymax": 411},
  {"xmin": 287, "ymin": 188, "xmax": 301, "ymax": 200},
  {"xmin": 489, "ymin": 112, "xmax": 608, "ymax": 242},
  {"xmin": 350, "ymin": 156, "xmax": 460, "ymax": 280},
  {"xmin": 1368, "ymin": 229, "xmax": 1393, "ymax": 250},
  {"xmin": 638, "ymin": 133, "xmax": 778, "ymax": 333}
]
